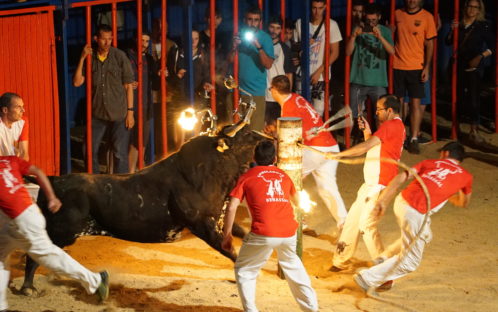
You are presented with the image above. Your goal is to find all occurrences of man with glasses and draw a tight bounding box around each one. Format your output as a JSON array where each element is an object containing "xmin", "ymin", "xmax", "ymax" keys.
[
  {"xmin": 229, "ymin": 6, "xmax": 274, "ymax": 131},
  {"xmin": 326, "ymin": 94, "xmax": 405, "ymax": 272},
  {"xmin": 346, "ymin": 3, "xmax": 394, "ymax": 134}
]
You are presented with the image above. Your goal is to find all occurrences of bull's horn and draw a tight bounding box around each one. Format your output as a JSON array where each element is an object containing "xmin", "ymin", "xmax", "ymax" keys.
[
  {"xmin": 251, "ymin": 130, "xmax": 276, "ymax": 140},
  {"xmin": 323, "ymin": 105, "xmax": 352, "ymax": 128},
  {"xmin": 224, "ymin": 76, "xmax": 238, "ymax": 90},
  {"xmin": 223, "ymin": 121, "xmax": 246, "ymax": 137}
]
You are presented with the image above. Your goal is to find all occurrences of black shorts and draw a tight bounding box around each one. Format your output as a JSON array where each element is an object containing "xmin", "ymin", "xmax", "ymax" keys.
[{"xmin": 393, "ymin": 69, "xmax": 425, "ymax": 99}]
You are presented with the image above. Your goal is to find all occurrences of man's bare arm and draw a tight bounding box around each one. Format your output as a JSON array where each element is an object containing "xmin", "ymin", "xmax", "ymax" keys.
[
  {"xmin": 27, "ymin": 165, "xmax": 62, "ymax": 213},
  {"xmin": 221, "ymin": 197, "xmax": 240, "ymax": 252},
  {"xmin": 73, "ymin": 44, "xmax": 92, "ymax": 87},
  {"xmin": 18, "ymin": 141, "xmax": 29, "ymax": 161}
]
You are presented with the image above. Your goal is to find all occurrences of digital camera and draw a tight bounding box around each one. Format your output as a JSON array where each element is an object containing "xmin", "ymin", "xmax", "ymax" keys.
[{"xmin": 362, "ymin": 23, "xmax": 374, "ymax": 33}]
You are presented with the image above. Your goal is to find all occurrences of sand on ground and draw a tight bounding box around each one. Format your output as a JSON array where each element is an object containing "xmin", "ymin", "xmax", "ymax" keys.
[{"xmin": 5, "ymin": 133, "xmax": 498, "ymax": 312}]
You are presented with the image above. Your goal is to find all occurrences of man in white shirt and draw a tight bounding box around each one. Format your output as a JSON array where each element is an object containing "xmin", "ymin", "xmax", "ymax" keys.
[
  {"xmin": 265, "ymin": 16, "xmax": 294, "ymax": 125},
  {"xmin": 0, "ymin": 93, "xmax": 29, "ymax": 161},
  {"xmin": 294, "ymin": 0, "xmax": 342, "ymax": 117}
]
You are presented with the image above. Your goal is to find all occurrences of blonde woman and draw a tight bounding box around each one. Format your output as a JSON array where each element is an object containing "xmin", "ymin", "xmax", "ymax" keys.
[{"xmin": 446, "ymin": 0, "xmax": 494, "ymax": 143}]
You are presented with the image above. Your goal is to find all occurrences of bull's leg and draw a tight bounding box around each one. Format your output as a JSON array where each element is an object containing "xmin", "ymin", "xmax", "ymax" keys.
[
  {"xmin": 21, "ymin": 255, "xmax": 40, "ymax": 296},
  {"xmin": 189, "ymin": 219, "xmax": 237, "ymax": 262}
]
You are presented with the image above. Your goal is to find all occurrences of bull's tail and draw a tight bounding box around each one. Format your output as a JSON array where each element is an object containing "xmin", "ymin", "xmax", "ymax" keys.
[{"xmin": 232, "ymin": 222, "xmax": 246, "ymax": 238}]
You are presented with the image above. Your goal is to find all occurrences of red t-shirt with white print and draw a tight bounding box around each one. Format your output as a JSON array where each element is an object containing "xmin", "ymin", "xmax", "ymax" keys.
[
  {"xmin": 281, "ymin": 93, "xmax": 337, "ymax": 147},
  {"xmin": 402, "ymin": 159, "xmax": 473, "ymax": 214},
  {"xmin": 230, "ymin": 165, "xmax": 298, "ymax": 237},
  {"xmin": 0, "ymin": 156, "xmax": 33, "ymax": 219}
]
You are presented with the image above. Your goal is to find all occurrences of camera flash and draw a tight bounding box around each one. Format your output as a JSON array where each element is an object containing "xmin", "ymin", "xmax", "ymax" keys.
[{"xmin": 244, "ymin": 31, "xmax": 254, "ymax": 41}]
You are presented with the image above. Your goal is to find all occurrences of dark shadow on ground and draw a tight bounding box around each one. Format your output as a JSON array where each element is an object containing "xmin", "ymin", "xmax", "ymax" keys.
[
  {"xmin": 466, "ymin": 152, "xmax": 498, "ymax": 167},
  {"xmin": 35, "ymin": 279, "xmax": 243, "ymax": 312}
]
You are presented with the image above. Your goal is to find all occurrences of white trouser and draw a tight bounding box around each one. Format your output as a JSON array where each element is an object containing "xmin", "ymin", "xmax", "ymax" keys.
[
  {"xmin": 235, "ymin": 232, "xmax": 318, "ymax": 312},
  {"xmin": 0, "ymin": 204, "xmax": 101, "ymax": 310},
  {"xmin": 333, "ymin": 183, "xmax": 385, "ymax": 268},
  {"xmin": 311, "ymin": 95, "xmax": 325, "ymax": 117},
  {"xmin": 360, "ymin": 195, "xmax": 432, "ymax": 288},
  {"xmin": 303, "ymin": 145, "xmax": 347, "ymax": 228}
]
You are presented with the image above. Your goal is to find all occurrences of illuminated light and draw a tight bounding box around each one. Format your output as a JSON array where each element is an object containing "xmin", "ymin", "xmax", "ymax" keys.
[
  {"xmin": 299, "ymin": 190, "xmax": 316, "ymax": 213},
  {"xmin": 178, "ymin": 107, "xmax": 198, "ymax": 131},
  {"xmin": 244, "ymin": 31, "xmax": 254, "ymax": 41}
]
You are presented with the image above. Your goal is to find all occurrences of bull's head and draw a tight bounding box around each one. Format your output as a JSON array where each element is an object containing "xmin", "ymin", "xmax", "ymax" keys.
[{"xmin": 216, "ymin": 125, "xmax": 273, "ymax": 160}]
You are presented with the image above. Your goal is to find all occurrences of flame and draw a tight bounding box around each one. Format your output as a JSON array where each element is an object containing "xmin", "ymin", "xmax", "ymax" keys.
[
  {"xmin": 178, "ymin": 107, "xmax": 198, "ymax": 131},
  {"xmin": 299, "ymin": 190, "xmax": 316, "ymax": 213}
]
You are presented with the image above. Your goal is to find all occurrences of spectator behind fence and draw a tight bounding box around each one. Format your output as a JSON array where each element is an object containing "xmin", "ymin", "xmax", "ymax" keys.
[
  {"xmin": 283, "ymin": 20, "xmax": 300, "ymax": 94},
  {"xmin": 265, "ymin": 16, "xmax": 295, "ymax": 125},
  {"xmin": 283, "ymin": 20, "xmax": 295, "ymax": 49},
  {"xmin": 402, "ymin": 12, "xmax": 441, "ymax": 146},
  {"xmin": 0, "ymin": 93, "xmax": 29, "ymax": 161},
  {"xmin": 346, "ymin": 3, "xmax": 394, "ymax": 143},
  {"xmin": 169, "ymin": 30, "xmax": 214, "ymax": 149},
  {"xmin": 175, "ymin": 30, "xmax": 214, "ymax": 103},
  {"xmin": 73, "ymin": 24, "xmax": 135, "ymax": 174},
  {"xmin": 198, "ymin": 7, "xmax": 232, "ymax": 125},
  {"xmin": 150, "ymin": 18, "xmax": 179, "ymax": 157},
  {"xmin": 445, "ymin": 0, "xmax": 494, "ymax": 144},
  {"xmin": 392, "ymin": 0, "xmax": 437, "ymax": 155},
  {"xmin": 126, "ymin": 32, "xmax": 159, "ymax": 173},
  {"xmin": 294, "ymin": 0, "xmax": 342, "ymax": 117},
  {"xmin": 229, "ymin": 6, "xmax": 274, "ymax": 131},
  {"xmin": 352, "ymin": 0, "xmax": 367, "ymax": 29}
]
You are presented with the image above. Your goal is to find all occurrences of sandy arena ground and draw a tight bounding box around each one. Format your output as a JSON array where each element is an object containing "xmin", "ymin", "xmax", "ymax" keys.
[{"xmin": 5, "ymin": 133, "xmax": 498, "ymax": 312}]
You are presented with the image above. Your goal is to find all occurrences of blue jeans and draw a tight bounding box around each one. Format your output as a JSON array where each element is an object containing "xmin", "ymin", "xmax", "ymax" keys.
[
  {"xmin": 350, "ymin": 84, "xmax": 386, "ymax": 118},
  {"xmin": 91, "ymin": 117, "xmax": 130, "ymax": 174}
]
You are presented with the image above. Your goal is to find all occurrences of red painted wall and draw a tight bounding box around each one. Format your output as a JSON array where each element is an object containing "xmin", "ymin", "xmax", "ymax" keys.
[{"xmin": 0, "ymin": 10, "xmax": 60, "ymax": 175}]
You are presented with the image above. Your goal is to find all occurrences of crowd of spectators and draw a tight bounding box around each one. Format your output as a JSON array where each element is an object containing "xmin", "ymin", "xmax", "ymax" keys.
[{"xmin": 28, "ymin": 0, "xmax": 490, "ymax": 173}]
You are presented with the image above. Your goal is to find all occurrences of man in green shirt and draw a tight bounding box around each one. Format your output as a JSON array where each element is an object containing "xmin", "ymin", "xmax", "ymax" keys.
[{"xmin": 346, "ymin": 4, "xmax": 394, "ymax": 121}]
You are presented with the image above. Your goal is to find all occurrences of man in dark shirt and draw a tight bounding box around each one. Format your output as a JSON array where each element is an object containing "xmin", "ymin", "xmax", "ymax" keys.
[
  {"xmin": 198, "ymin": 7, "xmax": 232, "ymax": 124},
  {"xmin": 126, "ymin": 32, "xmax": 157, "ymax": 173},
  {"xmin": 73, "ymin": 24, "xmax": 134, "ymax": 174}
]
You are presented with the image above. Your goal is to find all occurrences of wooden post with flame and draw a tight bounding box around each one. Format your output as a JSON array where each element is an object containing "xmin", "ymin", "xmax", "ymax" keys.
[{"xmin": 277, "ymin": 117, "xmax": 303, "ymax": 259}]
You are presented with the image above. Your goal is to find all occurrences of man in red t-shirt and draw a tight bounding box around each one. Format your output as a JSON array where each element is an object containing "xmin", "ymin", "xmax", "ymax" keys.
[
  {"xmin": 269, "ymin": 75, "xmax": 347, "ymax": 232},
  {"xmin": 222, "ymin": 141, "xmax": 318, "ymax": 312},
  {"xmin": 354, "ymin": 142, "xmax": 472, "ymax": 292},
  {"xmin": 327, "ymin": 94, "xmax": 405, "ymax": 271},
  {"xmin": 0, "ymin": 156, "xmax": 109, "ymax": 310}
]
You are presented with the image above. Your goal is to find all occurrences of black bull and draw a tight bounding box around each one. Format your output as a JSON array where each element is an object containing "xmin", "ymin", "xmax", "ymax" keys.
[{"xmin": 21, "ymin": 127, "xmax": 266, "ymax": 293}]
